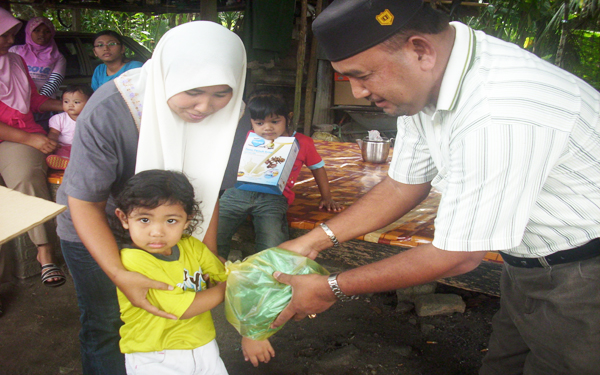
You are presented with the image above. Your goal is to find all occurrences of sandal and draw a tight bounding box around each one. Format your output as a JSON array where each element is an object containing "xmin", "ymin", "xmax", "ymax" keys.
[
  {"xmin": 46, "ymin": 155, "xmax": 70, "ymax": 170},
  {"xmin": 41, "ymin": 263, "xmax": 66, "ymax": 288}
]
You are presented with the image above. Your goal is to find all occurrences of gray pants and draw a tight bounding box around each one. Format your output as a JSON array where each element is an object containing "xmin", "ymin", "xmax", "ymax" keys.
[
  {"xmin": 480, "ymin": 256, "xmax": 600, "ymax": 375},
  {"xmin": 0, "ymin": 141, "xmax": 52, "ymax": 245}
]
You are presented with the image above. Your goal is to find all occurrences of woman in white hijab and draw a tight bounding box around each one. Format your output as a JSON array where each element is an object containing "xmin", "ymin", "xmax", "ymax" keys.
[{"xmin": 56, "ymin": 21, "xmax": 247, "ymax": 375}]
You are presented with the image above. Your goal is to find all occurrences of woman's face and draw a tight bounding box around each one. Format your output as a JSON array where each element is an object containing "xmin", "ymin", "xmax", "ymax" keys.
[
  {"xmin": 0, "ymin": 25, "xmax": 19, "ymax": 56},
  {"xmin": 31, "ymin": 23, "xmax": 52, "ymax": 46},
  {"xmin": 167, "ymin": 85, "xmax": 233, "ymax": 123}
]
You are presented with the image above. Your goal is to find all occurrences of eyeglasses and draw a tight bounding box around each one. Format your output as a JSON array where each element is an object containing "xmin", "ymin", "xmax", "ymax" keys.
[{"xmin": 94, "ymin": 42, "xmax": 121, "ymax": 49}]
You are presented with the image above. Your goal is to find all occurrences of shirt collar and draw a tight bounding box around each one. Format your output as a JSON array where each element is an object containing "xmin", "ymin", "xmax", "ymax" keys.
[{"xmin": 435, "ymin": 22, "xmax": 476, "ymax": 112}]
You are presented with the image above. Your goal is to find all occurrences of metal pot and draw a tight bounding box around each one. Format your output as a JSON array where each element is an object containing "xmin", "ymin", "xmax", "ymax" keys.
[{"xmin": 356, "ymin": 137, "xmax": 394, "ymax": 163}]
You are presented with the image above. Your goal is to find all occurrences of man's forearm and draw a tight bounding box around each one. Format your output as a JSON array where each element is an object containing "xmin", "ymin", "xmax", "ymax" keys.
[
  {"xmin": 336, "ymin": 244, "xmax": 486, "ymax": 297},
  {"xmin": 325, "ymin": 177, "xmax": 431, "ymax": 246}
]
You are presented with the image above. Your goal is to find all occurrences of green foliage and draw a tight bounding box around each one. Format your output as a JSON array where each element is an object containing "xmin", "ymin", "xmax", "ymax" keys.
[
  {"xmin": 460, "ymin": 0, "xmax": 600, "ymax": 90},
  {"xmin": 10, "ymin": 5, "xmax": 242, "ymax": 52}
]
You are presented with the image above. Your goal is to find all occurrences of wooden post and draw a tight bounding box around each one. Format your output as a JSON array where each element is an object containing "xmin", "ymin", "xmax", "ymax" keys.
[
  {"xmin": 312, "ymin": 60, "xmax": 333, "ymax": 125},
  {"xmin": 200, "ymin": 0, "xmax": 218, "ymax": 23},
  {"xmin": 292, "ymin": 0, "xmax": 308, "ymax": 131},
  {"xmin": 302, "ymin": 0, "xmax": 323, "ymax": 136},
  {"xmin": 72, "ymin": 9, "xmax": 82, "ymax": 32}
]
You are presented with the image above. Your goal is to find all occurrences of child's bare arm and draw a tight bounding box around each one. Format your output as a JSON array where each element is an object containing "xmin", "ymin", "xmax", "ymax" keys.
[
  {"xmin": 47, "ymin": 128, "xmax": 61, "ymax": 143},
  {"xmin": 241, "ymin": 336, "xmax": 275, "ymax": 367},
  {"xmin": 179, "ymin": 281, "xmax": 226, "ymax": 319},
  {"xmin": 311, "ymin": 167, "xmax": 344, "ymax": 212}
]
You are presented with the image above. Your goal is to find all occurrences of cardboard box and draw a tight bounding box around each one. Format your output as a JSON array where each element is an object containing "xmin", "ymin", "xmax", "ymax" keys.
[
  {"xmin": 334, "ymin": 73, "xmax": 372, "ymax": 106},
  {"xmin": 235, "ymin": 133, "xmax": 299, "ymax": 195}
]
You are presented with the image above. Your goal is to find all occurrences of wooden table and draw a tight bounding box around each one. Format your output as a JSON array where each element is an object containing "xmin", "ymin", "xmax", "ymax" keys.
[{"xmin": 288, "ymin": 140, "xmax": 502, "ymax": 296}]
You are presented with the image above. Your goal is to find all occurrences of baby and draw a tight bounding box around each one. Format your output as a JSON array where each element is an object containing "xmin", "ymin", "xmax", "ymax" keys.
[{"xmin": 45, "ymin": 84, "xmax": 93, "ymax": 170}]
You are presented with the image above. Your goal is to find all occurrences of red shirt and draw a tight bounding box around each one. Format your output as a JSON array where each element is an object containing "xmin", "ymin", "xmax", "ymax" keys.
[{"xmin": 247, "ymin": 131, "xmax": 324, "ymax": 205}]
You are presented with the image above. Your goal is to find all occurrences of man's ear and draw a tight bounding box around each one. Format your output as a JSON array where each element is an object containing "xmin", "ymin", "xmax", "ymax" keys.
[
  {"xmin": 115, "ymin": 208, "xmax": 129, "ymax": 229},
  {"xmin": 407, "ymin": 35, "xmax": 436, "ymax": 71}
]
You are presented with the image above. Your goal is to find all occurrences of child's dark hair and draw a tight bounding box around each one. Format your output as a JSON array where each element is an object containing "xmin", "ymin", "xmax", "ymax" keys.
[
  {"xmin": 113, "ymin": 170, "xmax": 202, "ymax": 241},
  {"xmin": 94, "ymin": 30, "xmax": 124, "ymax": 45},
  {"xmin": 62, "ymin": 84, "xmax": 93, "ymax": 100},
  {"xmin": 246, "ymin": 90, "xmax": 290, "ymax": 126}
]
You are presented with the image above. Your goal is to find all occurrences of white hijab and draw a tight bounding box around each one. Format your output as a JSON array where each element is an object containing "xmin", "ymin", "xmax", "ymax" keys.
[{"xmin": 114, "ymin": 21, "xmax": 247, "ymax": 240}]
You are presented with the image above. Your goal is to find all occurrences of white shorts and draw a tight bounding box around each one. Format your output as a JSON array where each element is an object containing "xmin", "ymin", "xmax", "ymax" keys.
[{"xmin": 125, "ymin": 339, "xmax": 228, "ymax": 375}]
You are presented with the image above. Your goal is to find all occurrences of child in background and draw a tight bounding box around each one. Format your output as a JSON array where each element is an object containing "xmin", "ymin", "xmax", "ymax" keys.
[
  {"xmin": 45, "ymin": 84, "xmax": 93, "ymax": 170},
  {"xmin": 91, "ymin": 30, "xmax": 143, "ymax": 91},
  {"xmin": 113, "ymin": 169, "xmax": 273, "ymax": 374},
  {"xmin": 217, "ymin": 90, "xmax": 343, "ymax": 259}
]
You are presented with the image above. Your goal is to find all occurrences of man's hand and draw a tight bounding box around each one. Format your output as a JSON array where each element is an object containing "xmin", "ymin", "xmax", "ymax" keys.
[
  {"xmin": 114, "ymin": 270, "xmax": 177, "ymax": 320},
  {"xmin": 241, "ymin": 337, "xmax": 275, "ymax": 367},
  {"xmin": 25, "ymin": 133, "xmax": 58, "ymax": 154},
  {"xmin": 270, "ymin": 272, "xmax": 337, "ymax": 328}
]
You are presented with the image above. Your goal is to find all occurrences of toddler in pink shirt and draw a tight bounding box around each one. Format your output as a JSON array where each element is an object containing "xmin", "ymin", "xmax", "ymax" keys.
[{"xmin": 46, "ymin": 84, "xmax": 92, "ymax": 170}]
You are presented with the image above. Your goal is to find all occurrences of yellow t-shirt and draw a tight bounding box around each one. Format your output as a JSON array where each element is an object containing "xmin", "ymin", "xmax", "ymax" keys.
[{"xmin": 117, "ymin": 236, "xmax": 227, "ymax": 353}]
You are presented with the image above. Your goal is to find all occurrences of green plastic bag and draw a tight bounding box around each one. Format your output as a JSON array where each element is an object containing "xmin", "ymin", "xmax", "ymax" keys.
[{"xmin": 224, "ymin": 247, "xmax": 329, "ymax": 340}]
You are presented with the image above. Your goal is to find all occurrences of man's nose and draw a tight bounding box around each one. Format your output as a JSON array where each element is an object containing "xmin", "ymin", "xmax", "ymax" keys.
[{"xmin": 348, "ymin": 78, "xmax": 370, "ymax": 99}]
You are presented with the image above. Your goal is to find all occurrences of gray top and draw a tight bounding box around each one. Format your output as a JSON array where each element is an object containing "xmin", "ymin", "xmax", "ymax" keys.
[{"xmin": 56, "ymin": 81, "xmax": 249, "ymax": 242}]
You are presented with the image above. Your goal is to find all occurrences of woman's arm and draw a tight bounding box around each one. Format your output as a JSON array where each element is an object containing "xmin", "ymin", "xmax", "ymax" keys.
[
  {"xmin": 0, "ymin": 121, "xmax": 57, "ymax": 154},
  {"xmin": 202, "ymin": 201, "xmax": 220, "ymax": 257},
  {"xmin": 69, "ymin": 196, "xmax": 177, "ymax": 320},
  {"xmin": 38, "ymin": 98, "xmax": 63, "ymax": 113},
  {"xmin": 39, "ymin": 73, "xmax": 65, "ymax": 98},
  {"xmin": 38, "ymin": 55, "xmax": 66, "ymax": 97}
]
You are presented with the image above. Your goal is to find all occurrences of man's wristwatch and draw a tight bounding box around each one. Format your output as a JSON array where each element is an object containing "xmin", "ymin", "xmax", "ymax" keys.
[{"xmin": 327, "ymin": 273, "xmax": 358, "ymax": 302}]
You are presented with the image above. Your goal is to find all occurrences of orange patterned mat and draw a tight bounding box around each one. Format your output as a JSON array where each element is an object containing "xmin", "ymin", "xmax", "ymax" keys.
[{"xmin": 288, "ymin": 140, "xmax": 503, "ymax": 264}]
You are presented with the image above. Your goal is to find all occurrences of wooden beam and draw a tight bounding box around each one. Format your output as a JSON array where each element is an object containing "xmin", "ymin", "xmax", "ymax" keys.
[
  {"xmin": 302, "ymin": 0, "xmax": 323, "ymax": 136},
  {"xmin": 200, "ymin": 0, "xmax": 218, "ymax": 23},
  {"xmin": 72, "ymin": 8, "xmax": 81, "ymax": 32},
  {"xmin": 312, "ymin": 60, "xmax": 334, "ymax": 125},
  {"xmin": 292, "ymin": 0, "xmax": 308, "ymax": 131}
]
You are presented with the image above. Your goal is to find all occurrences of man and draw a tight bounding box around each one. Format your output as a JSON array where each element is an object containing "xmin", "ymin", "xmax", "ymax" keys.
[{"xmin": 271, "ymin": 0, "xmax": 600, "ymax": 374}]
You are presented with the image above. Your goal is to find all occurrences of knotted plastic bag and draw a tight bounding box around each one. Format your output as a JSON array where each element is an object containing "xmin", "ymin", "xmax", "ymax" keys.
[{"xmin": 224, "ymin": 247, "xmax": 329, "ymax": 340}]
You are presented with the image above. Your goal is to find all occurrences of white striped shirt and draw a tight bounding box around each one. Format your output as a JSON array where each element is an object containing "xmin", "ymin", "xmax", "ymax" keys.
[{"xmin": 389, "ymin": 22, "xmax": 600, "ymax": 257}]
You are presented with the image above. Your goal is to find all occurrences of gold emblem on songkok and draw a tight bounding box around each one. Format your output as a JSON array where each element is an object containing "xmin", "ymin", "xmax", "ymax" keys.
[{"xmin": 376, "ymin": 9, "xmax": 394, "ymax": 26}]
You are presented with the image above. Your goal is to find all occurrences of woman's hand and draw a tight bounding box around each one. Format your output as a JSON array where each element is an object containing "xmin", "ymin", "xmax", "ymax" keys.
[
  {"xmin": 25, "ymin": 133, "xmax": 58, "ymax": 154},
  {"xmin": 319, "ymin": 198, "xmax": 344, "ymax": 212},
  {"xmin": 113, "ymin": 270, "xmax": 177, "ymax": 320},
  {"xmin": 241, "ymin": 337, "xmax": 275, "ymax": 367}
]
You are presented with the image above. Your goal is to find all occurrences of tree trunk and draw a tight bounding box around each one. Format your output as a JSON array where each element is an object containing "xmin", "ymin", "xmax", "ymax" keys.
[{"xmin": 555, "ymin": 0, "xmax": 570, "ymax": 68}]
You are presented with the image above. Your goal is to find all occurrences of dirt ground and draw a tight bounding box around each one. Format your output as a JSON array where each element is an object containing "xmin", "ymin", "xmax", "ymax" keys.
[{"xmin": 0, "ymin": 253, "xmax": 500, "ymax": 375}]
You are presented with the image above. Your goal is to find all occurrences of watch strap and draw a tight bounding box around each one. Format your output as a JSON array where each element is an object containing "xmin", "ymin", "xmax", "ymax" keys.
[
  {"xmin": 327, "ymin": 273, "xmax": 357, "ymax": 302},
  {"xmin": 319, "ymin": 222, "xmax": 339, "ymax": 247}
]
